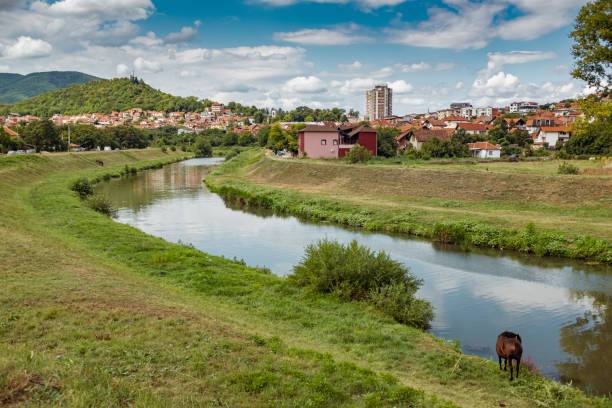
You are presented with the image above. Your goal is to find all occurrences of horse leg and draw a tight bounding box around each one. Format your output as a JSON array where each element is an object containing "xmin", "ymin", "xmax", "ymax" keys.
[
  {"xmin": 516, "ymin": 359, "xmax": 520, "ymax": 379},
  {"xmin": 498, "ymin": 356, "xmax": 502, "ymax": 370},
  {"xmin": 509, "ymin": 359, "xmax": 514, "ymax": 381},
  {"xmin": 504, "ymin": 358, "xmax": 507, "ymax": 371}
]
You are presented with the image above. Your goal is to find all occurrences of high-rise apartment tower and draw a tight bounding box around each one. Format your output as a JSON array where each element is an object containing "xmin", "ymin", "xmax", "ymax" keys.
[{"xmin": 366, "ymin": 84, "xmax": 392, "ymax": 121}]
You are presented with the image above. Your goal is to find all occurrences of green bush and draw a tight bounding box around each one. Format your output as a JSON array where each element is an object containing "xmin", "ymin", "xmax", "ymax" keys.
[
  {"xmin": 290, "ymin": 240, "xmax": 432, "ymax": 328},
  {"xmin": 161, "ymin": 146, "xmax": 168, "ymax": 153},
  {"xmin": 346, "ymin": 144, "xmax": 371, "ymax": 163},
  {"xmin": 85, "ymin": 194, "xmax": 114, "ymax": 216},
  {"xmin": 368, "ymin": 282, "xmax": 434, "ymax": 329},
  {"xmin": 70, "ymin": 177, "xmax": 93, "ymax": 198},
  {"xmin": 558, "ymin": 161, "xmax": 579, "ymax": 174}
]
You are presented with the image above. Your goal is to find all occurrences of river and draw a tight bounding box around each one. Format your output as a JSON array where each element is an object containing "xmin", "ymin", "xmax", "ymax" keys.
[{"xmin": 97, "ymin": 157, "xmax": 612, "ymax": 395}]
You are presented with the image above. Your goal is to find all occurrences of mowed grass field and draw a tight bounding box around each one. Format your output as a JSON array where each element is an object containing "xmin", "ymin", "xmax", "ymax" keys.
[
  {"xmin": 1, "ymin": 150, "xmax": 609, "ymax": 407},
  {"xmin": 209, "ymin": 152, "xmax": 612, "ymax": 247}
]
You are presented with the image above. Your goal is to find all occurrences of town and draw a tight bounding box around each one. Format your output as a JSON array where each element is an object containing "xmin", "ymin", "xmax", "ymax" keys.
[{"xmin": 0, "ymin": 83, "xmax": 590, "ymax": 159}]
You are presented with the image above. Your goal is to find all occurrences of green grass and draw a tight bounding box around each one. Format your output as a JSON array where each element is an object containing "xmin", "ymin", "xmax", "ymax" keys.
[
  {"xmin": 1, "ymin": 149, "xmax": 609, "ymax": 407},
  {"xmin": 205, "ymin": 151, "xmax": 612, "ymax": 263}
]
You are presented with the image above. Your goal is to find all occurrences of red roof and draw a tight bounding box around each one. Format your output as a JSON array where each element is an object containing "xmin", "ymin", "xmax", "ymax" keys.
[
  {"xmin": 468, "ymin": 142, "xmax": 501, "ymax": 151},
  {"xmin": 457, "ymin": 123, "xmax": 492, "ymax": 131},
  {"xmin": 541, "ymin": 126, "xmax": 570, "ymax": 132}
]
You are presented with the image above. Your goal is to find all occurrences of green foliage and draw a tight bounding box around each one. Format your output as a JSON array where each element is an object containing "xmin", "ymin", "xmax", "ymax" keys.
[
  {"xmin": 237, "ymin": 131, "xmax": 256, "ymax": 146},
  {"xmin": 2, "ymin": 77, "xmax": 207, "ymax": 116},
  {"xmin": 422, "ymin": 137, "xmax": 469, "ymax": 158},
  {"xmin": 161, "ymin": 146, "xmax": 167, "ymax": 153},
  {"xmin": 0, "ymin": 71, "xmax": 99, "ymax": 104},
  {"xmin": 376, "ymin": 127, "xmax": 401, "ymax": 158},
  {"xmin": 194, "ymin": 136, "xmax": 212, "ymax": 158},
  {"xmin": 564, "ymin": 98, "xmax": 612, "ymax": 155},
  {"xmin": 85, "ymin": 194, "xmax": 114, "ymax": 216},
  {"xmin": 346, "ymin": 144, "xmax": 371, "ymax": 163},
  {"xmin": 21, "ymin": 119, "xmax": 65, "ymax": 152},
  {"xmin": 558, "ymin": 162, "xmax": 579, "ymax": 174},
  {"xmin": 222, "ymin": 131, "xmax": 239, "ymax": 146},
  {"xmin": 70, "ymin": 177, "xmax": 94, "ymax": 198},
  {"xmin": 290, "ymin": 239, "xmax": 432, "ymax": 328},
  {"xmin": 266, "ymin": 123, "xmax": 296, "ymax": 153},
  {"xmin": 570, "ymin": 0, "xmax": 612, "ymax": 90}
]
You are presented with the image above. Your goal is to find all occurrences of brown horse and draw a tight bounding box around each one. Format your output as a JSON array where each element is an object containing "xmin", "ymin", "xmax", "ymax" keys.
[{"xmin": 496, "ymin": 331, "xmax": 523, "ymax": 380}]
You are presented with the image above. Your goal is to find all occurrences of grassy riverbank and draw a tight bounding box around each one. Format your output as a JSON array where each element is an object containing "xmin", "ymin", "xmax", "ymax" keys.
[
  {"xmin": 205, "ymin": 150, "xmax": 612, "ymax": 263},
  {"xmin": 1, "ymin": 150, "xmax": 609, "ymax": 407}
]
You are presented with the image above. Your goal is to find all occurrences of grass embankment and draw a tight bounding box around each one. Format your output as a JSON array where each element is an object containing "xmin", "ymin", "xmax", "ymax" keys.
[
  {"xmin": 1, "ymin": 150, "xmax": 608, "ymax": 407},
  {"xmin": 205, "ymin": 151, "xmax": 612, "ymax": 263}
]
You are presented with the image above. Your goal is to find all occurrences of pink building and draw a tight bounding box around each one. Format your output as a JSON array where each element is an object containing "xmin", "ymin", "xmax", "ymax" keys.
[{"xmin": 297, "ymin": 124, "xmax": 377, "ymax": 159}]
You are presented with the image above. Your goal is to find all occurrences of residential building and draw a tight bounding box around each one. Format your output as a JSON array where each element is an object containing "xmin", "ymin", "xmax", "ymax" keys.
[
  {"xmin": 297, "ymin": 124, "xmax": 377, "ymax": 159},
  {"xmin": 457, "ymin": 123, "xmax": 493, "ymax": 136},
  {"xmin": 510, "ymin": 101, "xmax": 539, "ymax": 113},
  {"xmin": 396, "ymin": 128, "xmax": 453, "ymax": 151},
  {"xmin": 534, "ymin": 126, "xmax": 572, "ymax": 147},
  {"xmin": 366, "ymin": 84, "xmax": 392, "ymax": 121},
  {"xmin": 211, "ymin": 103, "xmax": 224, "ymax": 114},
  {"xmin": 468, "ymin": 142, "xmax": 501, "ymax": 158}
]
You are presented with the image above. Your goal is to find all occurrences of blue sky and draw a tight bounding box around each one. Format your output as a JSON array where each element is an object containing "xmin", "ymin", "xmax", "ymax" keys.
[{"xmin": 0, "ymin": 0, "xmax": 589, "ymax": 114}]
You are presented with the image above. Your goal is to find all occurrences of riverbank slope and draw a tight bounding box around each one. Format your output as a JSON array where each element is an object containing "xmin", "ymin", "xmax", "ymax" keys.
[
  {"xmin": 1, "ymin": 150, "xmax": 607, "ymax": 407},
  {"xmin": 205, "ymin": 150, "xmax": 612, "ymax": 262}
]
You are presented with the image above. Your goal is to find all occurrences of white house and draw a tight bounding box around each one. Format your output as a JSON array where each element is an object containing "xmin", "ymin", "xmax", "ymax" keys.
[
  {"xmin": 535, "ymin": 126, "xmax": 572, "ymax": 147},
  {"xmin": 468, "ymin": 142, "xmax": 501, "ymax": 158}
]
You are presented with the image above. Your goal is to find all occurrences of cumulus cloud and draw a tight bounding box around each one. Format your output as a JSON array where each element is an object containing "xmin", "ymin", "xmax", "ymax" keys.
[
  {"xmin": 386, "ymin": 0, "xmax": 584, "ymax": 50},
  {"xmin": 338, "ymin": 60, "xmax": 362, "ymax": 70},
  {"xmin": 116, "ymin": 63, "xmax": 130, "ymax": 76},
  {"xmin": 2, "ymin": 36, "xmax": 52, "ymax": 58},
  {"xmin": 165, "ymin": 26, "xmax": 198, "ymax": 44},
  {"xmin": 257, "ymin": 0, "xmax": 405, "ymax": 9},
  {"xmin": 30, "ymin": 0, "xmax": 154, "ymax": 20},
  {"xmin": 398, "ymin": 62, "xmax": 455, "ymax": 73},
  {"xmin": 274, "ymin": 26, "xmax": 370, "ymax": 45},
  {"xmin": 484, "ymin": 51, "xmax": 556, "ymax": 75},
  {"xmin": 134, "ymin": 56, "xmax": 162, "ymax": 73},
  {"xmin": 387, "ymin": 79, "xmax": 413, "ymax": 93},
  {"xmin": 283, "ymin": 76, "xmax": 327, "ymax": 93}
]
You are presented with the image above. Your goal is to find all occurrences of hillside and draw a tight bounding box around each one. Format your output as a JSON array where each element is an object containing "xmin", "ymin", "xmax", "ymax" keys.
[
  {"xmin": 0, "ymin": 71, "xmax": 99, "ymax": 104},
  {"xmin": 1, "ymin": 77, "xmax": 206, "ymax": 116}
]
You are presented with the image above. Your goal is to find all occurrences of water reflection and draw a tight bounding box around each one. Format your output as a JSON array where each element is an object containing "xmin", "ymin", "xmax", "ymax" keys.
[
  {"xmin": 98, "ymin": 158, "xmax": 612, "ymax": 395},
  {"xmin": 557, "ymin": 292, "xmax": 612, "ymax": 395}
]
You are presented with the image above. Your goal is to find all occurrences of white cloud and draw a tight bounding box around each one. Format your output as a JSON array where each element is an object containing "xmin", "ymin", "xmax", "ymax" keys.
[
  {"xmin": 338, "ymin": 60, "xmax": 362, "ymax": 70},
  {"xmin": 274, "ymin": 27, "xmax": 370, "ymax": 45},
  {"xmin": 0, "ymin": 65, "xmax": 9, "ymax": 71},
  {"xmin": 386, "ymin": 0, "xmax": 584, "ymax": 50},
  {"xmin": 257, "ymin": 0, "xmax": 405, "ymax": 9},
  {"xmin": 116, "ymin": 63, "xmax": 130, "ymax": 76},
  {"xmin": 471, "ymin": 71, "xmax": 519, "ymax": 97},
  {"xmin": 165, "ymin": 26, "xmax": 198, "ymax": 44},
  {"xmin": 31, "ymin": 0, "xmax": 154, "ymax": 20},
  {"xmin": 455, "ymin": 81, "xmax": 464, "ymax": 89},
  {"xmin": 283, "ymin": 76, "xmax": 327, "ymax": 93},
  {"xmin": 2, "ymin": 36, "xmax": 52, "ymax": 58},
  {"xmin": 398, "ymin": 61, "xmax": 455, "ymax": 73},
  {"xmin": 387, "ymin": 79, "xmax": 413, "ymax": 93},
  {"xmin": 130, "ymin": 31, "xmax": 163, "ymax": 47},
  {"xmin": 372, "ymin": 66, "xmax": 393, "ymax": 78},
  {"xmin": 134, "ymin": 56, "xmax": 162, "ymax": 73},
  {"xmin": 484, "ymin": 51, "xmax": 556, "ymax": 75}
]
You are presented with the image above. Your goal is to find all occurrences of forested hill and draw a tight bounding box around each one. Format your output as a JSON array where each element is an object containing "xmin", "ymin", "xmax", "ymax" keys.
[
  {"xmin": 1, "ymin": 77, "xmax": 208, "ymax": 116},
  {"xmin": 0, "ymin": 71, "xmax": 100, "ymax": 104}
]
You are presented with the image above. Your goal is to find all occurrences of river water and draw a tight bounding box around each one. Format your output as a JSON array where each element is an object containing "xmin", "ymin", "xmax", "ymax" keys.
[{"xmin": 98, "ymin": 158, "xmax": 612, "ymax": 395}]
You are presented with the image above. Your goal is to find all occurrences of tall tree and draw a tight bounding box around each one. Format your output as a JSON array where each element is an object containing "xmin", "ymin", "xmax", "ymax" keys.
[
  {"xmin": 570, "ymin": 0, "xmax": 612, "ymax": 90},
  {"xmin": 22, "ymin": 119, "xmax": 64, "ymax": 152}
]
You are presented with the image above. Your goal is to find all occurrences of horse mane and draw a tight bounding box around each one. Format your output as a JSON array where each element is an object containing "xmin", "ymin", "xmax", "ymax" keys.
[{"xmin": 500, "ymin": 331, "xmax": 522, "ymax": 343}]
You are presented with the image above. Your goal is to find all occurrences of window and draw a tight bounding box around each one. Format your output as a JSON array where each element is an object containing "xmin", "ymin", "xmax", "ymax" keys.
[
  {"xmin": 321, "ymin": 139, "xmax": 326, "ymax": 145},
  {"xmin": 333, "ymin": 140, "xmax": 338, "ymax": 145}
]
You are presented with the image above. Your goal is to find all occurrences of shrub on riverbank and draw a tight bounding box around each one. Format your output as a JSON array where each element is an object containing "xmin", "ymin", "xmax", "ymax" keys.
[
  {"xmin": 291, "ymin": 239, "xmax": 433, "ymax": 329},
  {"xmin": 70, "ymin": 177, "xmax": 93, "ymax": 198}
]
